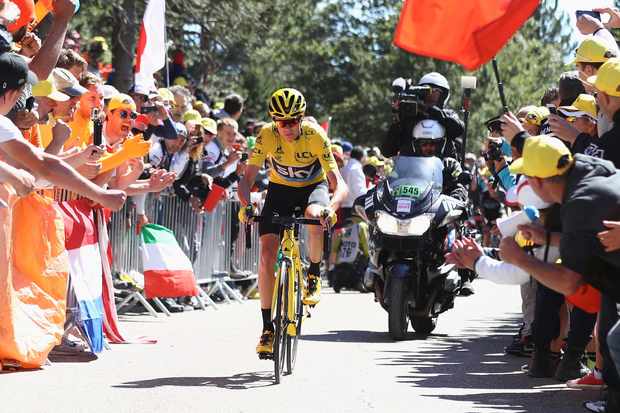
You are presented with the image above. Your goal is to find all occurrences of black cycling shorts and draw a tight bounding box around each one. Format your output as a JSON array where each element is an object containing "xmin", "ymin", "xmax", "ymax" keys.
[{"xmin": 259, "ymin": 181, "xmax": 330, "ymax": 236}]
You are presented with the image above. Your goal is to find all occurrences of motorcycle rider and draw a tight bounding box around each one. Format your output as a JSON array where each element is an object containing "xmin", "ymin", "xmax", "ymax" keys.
[
  {"xmin": 382, "ymin": 72, "xmax": 465, "ymax": 161},
  {"xmin": 356, "ymin": 119, "xmax": 468, "ymax": 219},
  {"xmin": 410, "ymin": 119, "xmax": 469, "ymax": 203}
]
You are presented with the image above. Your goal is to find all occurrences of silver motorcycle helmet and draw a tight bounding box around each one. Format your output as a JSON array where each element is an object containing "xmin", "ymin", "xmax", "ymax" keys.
[{"xmin": 412, "ymin": 119, "xmax": 446, "ymax": 157}]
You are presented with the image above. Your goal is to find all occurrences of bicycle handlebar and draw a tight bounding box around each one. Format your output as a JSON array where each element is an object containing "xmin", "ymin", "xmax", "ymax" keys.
[{"xmin": 244, "ymin": 214, "xmax": 331, "ymax": 261}]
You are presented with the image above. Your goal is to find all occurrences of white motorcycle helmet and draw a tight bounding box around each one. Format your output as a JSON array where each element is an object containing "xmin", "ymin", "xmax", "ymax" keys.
[
  {"xmin": 418, "ymin": 72, "xmax": 451, "ymax": 107},
  {"xmin": 412, "ymin": 119, "xmax": 446, "ymax": 156}
]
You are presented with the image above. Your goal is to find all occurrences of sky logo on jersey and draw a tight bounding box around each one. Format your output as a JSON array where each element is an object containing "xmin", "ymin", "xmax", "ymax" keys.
[{"xmin": 271, "ymin": 159, "xmax": 321, "ymax": 182}]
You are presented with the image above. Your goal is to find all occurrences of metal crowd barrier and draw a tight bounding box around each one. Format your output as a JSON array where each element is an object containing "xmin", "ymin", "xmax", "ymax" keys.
[{"xmin": 108, "ymin": 193, "xmax": 262, "ymax": 307}]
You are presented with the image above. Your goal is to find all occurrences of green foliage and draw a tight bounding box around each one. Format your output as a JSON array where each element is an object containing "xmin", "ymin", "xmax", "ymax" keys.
[{"xmin": 73, "ymin": 0, "xmax": 573, "ymax": 150}]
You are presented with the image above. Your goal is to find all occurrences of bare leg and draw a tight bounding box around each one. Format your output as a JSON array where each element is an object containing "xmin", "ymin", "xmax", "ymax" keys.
[{"xmin": 258, "ymin": 234, "xmax": 279, "ymax": 309}]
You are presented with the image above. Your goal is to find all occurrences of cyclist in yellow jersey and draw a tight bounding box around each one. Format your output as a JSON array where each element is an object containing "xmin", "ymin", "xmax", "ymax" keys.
[{"xmin": 238, "ymin": 88, "xmax": 348, "ymax": 357}]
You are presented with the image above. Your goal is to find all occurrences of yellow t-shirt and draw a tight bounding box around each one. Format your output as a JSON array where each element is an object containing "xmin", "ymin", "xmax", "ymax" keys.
[
  {"xmin": 66, "ymin": 110, "xmax": 93, "ymax": 150},
  {"xmin": 38, "ymin": 113, "xmax": 93, "ymax": 151},
  {"xmin": 249, "ymin": 121, "xmax": 338, "ymax": 187},
  {"xmin": 39, "ymin": 121, "xmax": 53, "ymax": 149}
]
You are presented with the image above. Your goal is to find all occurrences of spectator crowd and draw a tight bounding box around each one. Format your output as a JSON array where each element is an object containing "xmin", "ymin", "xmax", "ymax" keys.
[{"xmin": 440, "ymin": 8, "xmax": 620, "ymax": 412}]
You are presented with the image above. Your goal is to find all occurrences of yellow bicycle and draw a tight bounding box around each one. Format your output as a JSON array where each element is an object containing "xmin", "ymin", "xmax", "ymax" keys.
[{"xmin": 245, "ymin": 211, "xmax": 330, "ymax": 384}]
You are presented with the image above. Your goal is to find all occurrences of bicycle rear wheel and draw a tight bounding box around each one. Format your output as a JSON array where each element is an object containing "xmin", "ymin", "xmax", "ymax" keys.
[
  {"xmin": 273, "ymin": 261, "xmax": 288, "ymax": 384},
  {"xmin": 286, "ymin": 266, "xmax": 303, "ymax": 374}
]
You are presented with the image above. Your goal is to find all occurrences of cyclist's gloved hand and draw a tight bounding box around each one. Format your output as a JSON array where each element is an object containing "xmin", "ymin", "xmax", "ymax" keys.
[
  {"xmin": 238, "ymin": 204, "xmax": 254, "ymax": 223},
  {"xmin": 320, "ymin": 207, "xmax": 337, "ymax": 228}
]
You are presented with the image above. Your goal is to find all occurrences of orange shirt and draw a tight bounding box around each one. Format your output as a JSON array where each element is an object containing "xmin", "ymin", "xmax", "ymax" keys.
[{"xmin": 21, "ymin": 123, "xmax": 43, "ymax": 149}]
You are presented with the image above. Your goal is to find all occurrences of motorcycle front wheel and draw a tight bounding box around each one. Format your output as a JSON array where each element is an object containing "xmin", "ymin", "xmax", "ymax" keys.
[
  {"xmin": 411, "ymin": 316, "xmax": 437, "ymax": 335},
  {"xmin": 387, "ymin": 277, "xmax": 409, "ymax": 340}
]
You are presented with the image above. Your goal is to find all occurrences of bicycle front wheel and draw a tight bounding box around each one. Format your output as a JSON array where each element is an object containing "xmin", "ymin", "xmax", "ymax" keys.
[
  {"xmin": 286, "ymin": 265, "xmax": 303, "ymax": 374},
  {"xmin": 273, "ymin": 261, "xmax": 288, "ymax": 384}
]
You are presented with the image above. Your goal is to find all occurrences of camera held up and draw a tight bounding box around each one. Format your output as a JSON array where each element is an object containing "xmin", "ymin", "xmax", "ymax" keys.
[{"xmin": 391, "ymin": 77, "xmax": 432, "ymax": 123}]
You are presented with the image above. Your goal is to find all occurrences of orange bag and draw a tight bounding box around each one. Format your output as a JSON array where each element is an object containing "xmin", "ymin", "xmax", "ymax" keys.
[{"xmin": 0, "ymin": 188, "xmax": 69, "ymax": 369}]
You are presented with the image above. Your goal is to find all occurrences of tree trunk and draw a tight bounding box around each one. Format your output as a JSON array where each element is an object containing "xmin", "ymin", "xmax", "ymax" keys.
[{"xmin": 111, "ymin": 0, "xmax": 137, "ymax": 92}]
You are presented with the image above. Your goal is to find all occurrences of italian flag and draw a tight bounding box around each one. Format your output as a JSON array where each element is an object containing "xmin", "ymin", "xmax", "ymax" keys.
[{"xmin": 140, "ymin": 224, "xmax": 198, "ymax": 299}]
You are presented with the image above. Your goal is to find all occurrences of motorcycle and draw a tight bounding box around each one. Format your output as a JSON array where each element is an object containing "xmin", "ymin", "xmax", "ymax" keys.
[{"xmin": 356, "ymin": 156, "xmax": 466, "ymax": 340}]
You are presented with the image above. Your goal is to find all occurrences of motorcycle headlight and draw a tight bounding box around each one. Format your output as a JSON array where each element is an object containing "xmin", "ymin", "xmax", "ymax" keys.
[{"xmin": 376, "ymin": 211, "xmax": 433, "ymax": 236}]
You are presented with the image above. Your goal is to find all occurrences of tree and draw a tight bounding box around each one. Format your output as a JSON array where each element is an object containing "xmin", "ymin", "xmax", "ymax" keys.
[{"xmin": 72, "ymin": 0, "xmax": 575, "ymax": 150}]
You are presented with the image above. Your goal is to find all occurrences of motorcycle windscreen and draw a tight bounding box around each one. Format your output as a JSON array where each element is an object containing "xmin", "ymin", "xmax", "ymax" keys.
[{"xmin": 380, "ymin": 156, "xmax": 443, "ymax": 217}]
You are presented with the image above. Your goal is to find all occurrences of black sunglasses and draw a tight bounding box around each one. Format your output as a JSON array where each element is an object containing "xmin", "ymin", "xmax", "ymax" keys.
[{"xmin": 116, "ymin": 109, "xmax": 137, "ymax": 120}]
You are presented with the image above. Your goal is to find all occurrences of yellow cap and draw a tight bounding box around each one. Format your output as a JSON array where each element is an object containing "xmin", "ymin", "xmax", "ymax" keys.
[
  {"xmin": 573, "ymin": 38, "xmax": 616, "ymax": 64},
  {"xmin": 588, "ymin": 58, "xmax": 620, "ymax": 97},
  {"xmin": 107, "ymin": 93, "xmax": 136, "ymax": 112},
  {"xmin": 516, "ymin": 105, "xmax": 538, "ymax": 119},
  {"xmin": 558, "ymin": 94, "xmax": 597, "ymax": 120},
  {"xmin": 31, "ymin": 79, "xmax": 69, "ymax": 101},
  {"xmin": 331, "ymin": 144, "xmax": 344, "ymax": 157},
  {"xmin": 366, "ymin": 156, "xmax": 385, "ymax": 167},
  {"xmin": 523, "ymin": 106, "xmax": 550, "ymax": 126},
  {"xmin": 158, "ymin": 88, "xmax": 174, "ymax": 102},
  {"xmin": 200, "ymin": 117, "xmax": 217, "ymax": 135},
  {"xmin": 91, "ymin": 36, "xmax": 109, "ymax": 52},
  {"xmin": 173, "ymin": 77, "xmax": 188, "ymax": 87},
  {"xmin": 182, "ymin": 109, "xmax": 202, "ymax": 122},
  {"xmin": 509, "ymin": 135, "xmax": 573, "ymax": 178}
]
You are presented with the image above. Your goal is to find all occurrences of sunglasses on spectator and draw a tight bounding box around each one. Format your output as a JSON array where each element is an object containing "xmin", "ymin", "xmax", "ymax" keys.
[
  {"xmin": 115, "ymin": 109, "xmax": 137, "ymax": 120},
  {"xmin": 275, "ymin": 118, "xmax": 301, "ymax": 128},
  {"xmin": 524, "ymin": 113, "xmax": 540, "ymax": 125}
]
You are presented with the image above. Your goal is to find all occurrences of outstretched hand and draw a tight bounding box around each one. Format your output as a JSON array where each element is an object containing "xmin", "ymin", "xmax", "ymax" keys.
[
  {"xmin": 598, "ymin": 221, "xmax": 620, "ymax": 252},
  {"xmin": 445, "ymin": 237, "xmax": 483, "ymax": 270}
]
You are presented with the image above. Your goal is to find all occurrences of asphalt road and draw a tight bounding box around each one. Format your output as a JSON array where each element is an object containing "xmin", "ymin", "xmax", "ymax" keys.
[{"xmin": 1, "ymin": 280, "xmax": 600, "ymax": 413}]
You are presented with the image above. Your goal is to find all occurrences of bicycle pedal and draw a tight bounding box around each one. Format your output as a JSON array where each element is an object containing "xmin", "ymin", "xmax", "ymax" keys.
[{"xmin": 258, "ymin": 352, "xmax": 274, "ymax": 360}]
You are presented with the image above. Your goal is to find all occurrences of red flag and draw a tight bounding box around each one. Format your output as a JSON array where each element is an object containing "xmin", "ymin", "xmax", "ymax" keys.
[
  {"xmin": 394, "ymin": 0, "xmax": 540, "ymax": 71},
  {"xmin": 320, "ymin": 117, "xmax": 331, "ymax": 135}
]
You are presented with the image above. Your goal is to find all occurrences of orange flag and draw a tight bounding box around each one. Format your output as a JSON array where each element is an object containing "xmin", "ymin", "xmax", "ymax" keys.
[
  {"xmin": 0, "ymin": 189, "xmax": 69, "ymax": 369},
  {"xmin": 394, "ymin": 0, "xmax": 540, "ymax": 71}
]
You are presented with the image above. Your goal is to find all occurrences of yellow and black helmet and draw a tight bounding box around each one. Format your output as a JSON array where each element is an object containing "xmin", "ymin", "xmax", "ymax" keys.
[{"xmin": 268, "ymin": 88, "xmax": 306, "ymax": 120}]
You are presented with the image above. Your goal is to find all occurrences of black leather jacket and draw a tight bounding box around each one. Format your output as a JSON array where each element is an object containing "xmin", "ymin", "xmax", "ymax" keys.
[{"xmin": 381, "ymin": 106, "xmax": 464, "ymax": 160}]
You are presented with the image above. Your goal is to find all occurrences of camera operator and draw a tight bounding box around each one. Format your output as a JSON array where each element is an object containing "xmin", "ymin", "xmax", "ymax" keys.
[
  {"xmin": 475, "ymin": 118, "xmax": 516, "ymax": 246},
  {"xmin": 133, "ymin": 92, "xmax": 177, "ymax": 141},
  {"xmin": 382, "ymin": 72, "xmax": 464, "ymax": 161},
  {"xmin": 171, "ymin": 121, "xmax": 214, "ymax": 212},
  {"xmin": 483, "ymin": 118, "xmax": 517, "ymax": 193}
]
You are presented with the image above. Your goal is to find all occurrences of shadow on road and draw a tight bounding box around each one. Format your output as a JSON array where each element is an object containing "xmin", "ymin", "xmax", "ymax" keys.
[
  {"xmin": 377, "ymin": 314, "xmax": 600, "ymax": 413},
  {"xmin": 302, "ymin": 329, "xmax": 448, "ymax": 344},
  {"xmin": 113, "ymin": 371, "xmax": 276, "ymax": 390}
]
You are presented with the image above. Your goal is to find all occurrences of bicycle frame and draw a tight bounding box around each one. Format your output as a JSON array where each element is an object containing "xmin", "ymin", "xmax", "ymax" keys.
[
  {"xmin": 272, "ymin": 225, "xmax": 304, "ymax": 336},
  {"xmin": 244, "ymin": 211, "xmax": 330, "ymax": 382}
]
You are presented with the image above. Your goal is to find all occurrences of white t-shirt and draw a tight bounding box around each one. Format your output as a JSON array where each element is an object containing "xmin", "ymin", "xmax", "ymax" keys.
[
  {"xmin": 204, "ymin": 140, "xmax": 222, "ymax": 164},
  {"xmin": 0, "ymin": 114, "xmax": 22, "ymax": 143}
]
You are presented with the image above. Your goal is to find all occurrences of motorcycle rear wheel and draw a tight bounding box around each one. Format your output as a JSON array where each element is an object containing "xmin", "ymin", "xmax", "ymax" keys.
[{"xmin": 388, "ymin": 277, "xmax": 409, "ymax": 340}]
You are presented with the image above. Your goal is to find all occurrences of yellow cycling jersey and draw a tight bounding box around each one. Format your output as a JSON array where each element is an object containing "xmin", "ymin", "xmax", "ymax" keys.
[{"xmin": 248, "ymin": 121, "xmax": 338, "ymax": 187}]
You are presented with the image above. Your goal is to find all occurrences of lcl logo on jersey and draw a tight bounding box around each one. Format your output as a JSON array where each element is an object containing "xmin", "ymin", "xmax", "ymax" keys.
[
  {"xmin": 295, "ymin": 151, "xmax": 312, "ymax": 161},
  {"xmin": 272, "ymin": 159, "xmax": 320, "ymax": 181}
]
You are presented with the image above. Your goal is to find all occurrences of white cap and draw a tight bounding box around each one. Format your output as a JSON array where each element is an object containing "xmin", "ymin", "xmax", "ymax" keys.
[
  {"xmin": 102, "ymin": 84, "xmax": 120, "ymax": 100},
  {"xmin": 418, "ymin": 72, "xmax": 450, "ymax": 91}
]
